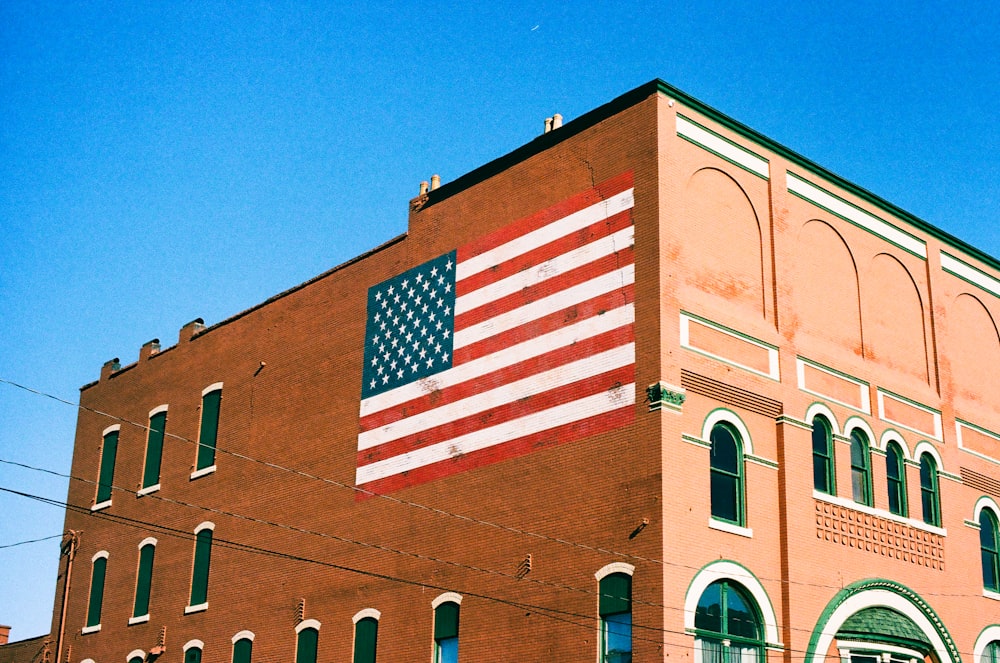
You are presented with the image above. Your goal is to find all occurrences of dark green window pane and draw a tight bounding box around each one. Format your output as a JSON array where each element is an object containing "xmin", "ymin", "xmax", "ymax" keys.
[
  {"xmin": 354, "ymin": 617, "xmax": 377, "ymax": 663},
  {"xmin": 86, "ymin": 556, "xmax": 107, "ymax": 627},
  {"xmin": 599, "ymin": 573, "xmax": 631, "ymax": 616},
  {"xmin": 197, "ymin": 390, "xmax": 222, "ymax": 470},
  {"xmin": 725, "ymin": 585, "xmax": 758, "ymax": 640},
  {"xmin": 296, "ymin": 627, "xmax": 318, "ymax": 663},
  {"xmin": 233, "ymin": 638, "xmax": 252, "ymax": 663},
  {"xmin": 919, "ymin": 455, "xmax": 940, "ymax": 526},
  {"xmin": 133, "ymin": 544, "xmax": 155, "ymax": 617},
  {"xmin": 982, "ymin": 512, "xmax": 1000, "ymax": 592},
  {"xmin": 694, "ymin": 581, "xmax": 722, "ymax": 632},
  {"xmin": 190, "ymin": 528, "xmax": 213, "ymax": 605},
  {"xmin": 143, "ymin": 412, "xmax": 167, "ymax": 488},
  {"xmin": 129, "ymin": 657, "xmax": 143, "ymax": 663},
  {"xmin": 710, "ymin": 424, "xmax": 743, "ymax": 524},
  {"xmin": 850, "ymin": 431, "xmax": 871, "ymax": 506},
  {"xmin": 96, "ymin": 431, "xmax": 118, "ymax": 503},
  {"xmin": 185, "ymin": 648, "xmax": 202, "ymax": 663},
  {"xmin": 434, "ymin": 601, "xmax": 460, "ymax": 640},
  {"xmin": 886, "ymin": 444, "xmax": 906, "ymax": 517},
  {"xmin": 811, "ymin": 417, "xmax": 833, "ymax": 494}
]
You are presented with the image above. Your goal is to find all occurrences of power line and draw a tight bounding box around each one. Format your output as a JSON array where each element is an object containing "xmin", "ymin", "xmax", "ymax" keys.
[{"xmin": 0, "ymin": 532, "xmax": 62, "ymax": 550}]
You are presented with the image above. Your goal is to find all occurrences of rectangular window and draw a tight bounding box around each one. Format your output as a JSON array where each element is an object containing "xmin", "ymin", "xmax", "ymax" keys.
[
  {"xmin": 86, "ymin": 554, "xmax": 107, "ymax": 629},
  {"xmin": 95, "ymin": 429, "xmax": 119, "ymax": 505},
  {"xmin": 189, "ymin": 526, "xmax": 213, "ymax": 608},
  {"xmin": 142, "ymin": 409, "xmax": 167, "ymax": 490},
  {"xmin": 132, "ymin": 543, "xmax": 155, "ymax": 619},
  {"xmin": 196, "ymin": 387, "xmax": 222, "ymax": 472}
]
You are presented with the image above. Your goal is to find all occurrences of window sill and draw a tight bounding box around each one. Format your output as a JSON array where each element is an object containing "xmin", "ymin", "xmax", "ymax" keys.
[
  {"xmin": 91, "ymin": 500, "xmax": 112, "ymax": 512},
  {"xmin": 128, "ymin": 614, "xmax": 150, "ymax": 625},
  {"xmin": 813, "ymin": 491, "xmax": 947, "ymax": 536},
  {"xmin": 985, "ymin": 589, "xmax": 1000, "ymax": 601},
  {"xmin": 709, "ymin": 518, "xmax": 753, "ymax": 538},
  {"xmin": 190, "ymin": 465, "xmax": 216, "ymax": 481},
  {"xmin": 81, "ymin": 624, "xmax": 101, "ymax": 635},
  {"xmin": 137, "ymin": 484, "xmax": 161, "ymax": 497},
  {"xmin": 185, "ymin": 602, "xmax": 208, "ymax": 614}
]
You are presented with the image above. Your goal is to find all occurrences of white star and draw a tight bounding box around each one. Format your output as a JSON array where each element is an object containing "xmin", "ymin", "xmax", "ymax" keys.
[
  {"xmin": 387, "ymin": 285, "xmax": 395, "ymax": 295},
  {"xmin": 415, "ymin": 273, "xmax": 423, "ymax": 282},
  {"xmin": 375, "ymin": 291, "xmax": 382, "ymax": 301},
  {"xmin": 426, "ymin": 357, "xmax": 435, "ymax": 368},
  {"xmin": 370, "ymin": 378, "xmax": 376, "ymax": 389},
  {"xmin": 397, "ymin": 369, "xmax": 404, "ymax": 379},
  {"xmin": 382, "ymin": 374, "xmax": 390, "ymax": 384},
  {"xmin": 430, "ymin": 266, "xmax": 438, "ymax": 277},
  {"xmin": 444, "ymin": 283, "xmax": 452, "ymax": 293},
  {"xmin": 441, "ymin": 352, "xmax": 449, "ymax": 362},
  {"xmin": 446, "ymin": 259, "xmax": 453, "ymax": 270}
]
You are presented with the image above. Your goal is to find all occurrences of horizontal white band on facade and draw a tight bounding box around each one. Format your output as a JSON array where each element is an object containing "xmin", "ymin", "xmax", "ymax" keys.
[
  {"xmin": 677, "ymin": 114, "xmax": 770, "ymax": 179},
  {"xmin": 941, "ymin": 251, "xmax": 1000, "ymax": 298},
  {"xmin": 787, "ymin": 172, "xmax": 927, "ymax": 259},
  {"xmin": 456, "ymin": 188, "xmax": 635, "ymax": 281}
]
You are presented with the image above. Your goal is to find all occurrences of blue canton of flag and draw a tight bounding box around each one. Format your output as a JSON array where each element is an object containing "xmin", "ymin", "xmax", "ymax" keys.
[{"xmin": 362, "ymin": 251, "xmax": 457, "ymax": 399}]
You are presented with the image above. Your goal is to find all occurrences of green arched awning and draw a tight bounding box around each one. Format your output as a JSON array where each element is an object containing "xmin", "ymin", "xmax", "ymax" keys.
[{"xmin": 838, "ymin": 606, "xmax": 932, "ymax": 654}]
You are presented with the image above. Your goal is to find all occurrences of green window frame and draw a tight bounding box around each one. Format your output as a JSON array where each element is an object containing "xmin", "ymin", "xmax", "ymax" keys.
[
  {"xmin": 142, "ymin": 409, "xmax": 168, "ymax": 491},
  {"xmin": 885, "ymin": 442, "xmax": 907, "ymax": 517},
  {"xmin": 811, "ymin": 416, "xmax": 835, "ymax": 495},
  {"xmin": 353, "ymin": 616, "xmax": 378, "ymax": 663},
  {"xmin": 95, "ymin": 428, "xmax": 119, "ymax": 505},
  {"xmin": 184, "ymin": 644, "xmax": 202, "ymax": 663},
  {"xmin": 694, "ymin": 579, "xmax": 764, "ymax": 663},
  {"xmin": 849, "ymin": 430, "xmax": 873, "ymax": 507},
  {"xmin": 188, "ymin": 523, "xmax": 214, "ymax": 608},
  {"xmin": 919, "ymin": 454, "xmax": 941, "ymax": 526},
  {"xmin": 196, "ymin": 386, "xmax": 222, "ymax": 472},
  {"xmin": 599, "ymin": 572, "xmax": 632, "ymax": 663},
  {"xmin": 296, "ymin": 624, "xmax": 319, "ymax": 663},
  {"xmin": 984, "ymin": 641, "xmax": 1000, "ymax": 663},
  {"xmin": 981, "ymin": 509, "xmax": 1000, "ymax": 593},
  {"xmin": 132, "ymin": 539, "xmax": 156, "ymax": 619},
  {"xmin": 710, "ymin": 423, "xmax": 745, "ymax": 526},
  {"xmin": 434, "ymin": 600, "xmax": 460, "ymax": 663},
  {"xmin": 232, "ymin": 635, "xmax": 253, "ymax": 663},
  {"xmin": 85, "ymin": 552, "xmax": 108, "ymax": 629}
]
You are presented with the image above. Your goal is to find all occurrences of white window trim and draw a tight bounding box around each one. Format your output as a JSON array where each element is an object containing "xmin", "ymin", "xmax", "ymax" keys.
[
  {"xmin": 432, "ymin": 592, "xmax": 463, "ymax": 608},
  {"xmin": 126, "ymin": 650, "xmax": 146, "ymax": 662},
  {"xmin": 190, "ymin": 465, "xmax": 217, "ymax": 480},
  {"xmin": 877, "ymin": 430, "xmax": 911, "ymax": 458},
  {"xmin": 353, "ymin": 608, "xmax": 381, "ymax": 623},
  {"xmin": 232, "ymin": 630, "xmax": 256, "ymax": 643},
  {"xmin": 194, "ymin": 521, "xmax": 215, "ymax": 534},
  {"xmin": 985, "ymin": 589, "xmax": 1000, "ymax": 602},
  {"xmin": 92, "ymin": 550, "xmax": 109, "ymax": 562},
  {"xmin": 202, "ymin": 382, "xmax": 224, "ymax": 396},
  {"xmin": 185, "ymin": 602, "xmax": 208, "ymax": 614},
  {"xmin": 149, "ymin": 404, "xmax": 169, "ymax": 417},
  {"xmin": 701, "ymin": 409, "xmax": 754, "ymax": 455},
  {"xmin": 296, "ymin": 618, "xmax": 322, "ymax": 633},
  {"xmin": 973, "ymin": 626, "xmax": 1000, "ymax": 663},
  {"xmin": 136, "ymin": 483, "xmax": 161, "ymax": 497},
  {"xmin": 595, "ymin": 562, "xmax": 635, "ymax": 581},
  {"xmin": 709, "ymin": 518, "xmax": 754, "ymax": 538},
  {"xmin": 103, "ymin": 424, "xmax": 121, "ymax": 436},
  {"xmin": 683, "ymin": 560, "xmax": 781, "ymax": 647},
  {"xmin": 138, "ymin": 537, "xmax": 158, "ymax": 548},
  {"xmin": 81, "ymin": 624, "xmax": 101, "ymax": 634},
  {"xmin": 128, "ymin": 614, "xmax": 150, "ymax": 625},
  {"xmin": 183, "ymin": 639, "xmax": 205, "ymax": 653},
  {"xmin": 91, "ymin": 500, "xmax": 112, "ymax": 512}
]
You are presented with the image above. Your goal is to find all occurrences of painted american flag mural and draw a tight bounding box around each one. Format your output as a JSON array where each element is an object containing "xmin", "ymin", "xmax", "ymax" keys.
[{"xmin": 357, "ymin": 172, "xmax": 636, "ymax": 494}]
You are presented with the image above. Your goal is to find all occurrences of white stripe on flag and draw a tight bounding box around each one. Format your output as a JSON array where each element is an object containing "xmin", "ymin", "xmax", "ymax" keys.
[
  {"xmin": 454, "ymin": 226, "xmax": 634, "ymax": 316},
  {"xmin": 356, "ymin": 382, "xmax": 636, "ymax": 485},
  {"xmin": 455, "ymin": 188, "xmax": 635, "ymax": 282},
  {"xmin": 359, "ymin": 303, "xmax": 635, "ymax": 417},
  {"xmin": 358, "ymin": 342, "xmax": 635, "ymax": 451}
]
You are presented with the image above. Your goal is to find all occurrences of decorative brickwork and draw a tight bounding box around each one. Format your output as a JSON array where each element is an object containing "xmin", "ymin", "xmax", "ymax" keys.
[{"xmin": 815, "ymin": 500, "xmax": 945, "ymax": 569}]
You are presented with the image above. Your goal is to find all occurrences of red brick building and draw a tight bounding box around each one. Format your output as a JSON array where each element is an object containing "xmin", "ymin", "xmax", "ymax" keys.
[{"xmin": 38, "ymin": 80, "xmax": 1000, "ymax": 663}]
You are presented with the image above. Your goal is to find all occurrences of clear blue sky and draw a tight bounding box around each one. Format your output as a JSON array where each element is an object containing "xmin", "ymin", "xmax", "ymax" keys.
[{"xmin": 1, "ymin": 0, "xmax": 997, "ymax": 642}]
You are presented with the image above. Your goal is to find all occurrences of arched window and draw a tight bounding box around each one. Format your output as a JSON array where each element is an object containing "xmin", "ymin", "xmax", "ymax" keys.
[
  {"xmin": 84, "ymin": 551, "xmax": 108, "ymax": 631},
  {"xmin": 195, "ymin": 384, "xmax": 223, "ymax": 474},
  {"xmin": 812, "ymin": 416, "xmax": 835, "ymax": 495},
  {"xmin": 295, "ymin": 621, "xmax": 320, "ymax": 663},
  {"xmin": 918, "ymin": 454, "xmax": 941, "ymax": 526},
  {"xmin": 433, "ymin": 597, "xmax": 460, "ymax": 663},
  {"xmin": 850, "ymin": 430, "xmax": 872, "ymax": 507},
  {"xmin": 95, "ymin": 426, "xmax": 119, "ymax": 506},
  {"xmin": 232, "ymin": 632, "xmax": 254, "ymax": 663},
  {"xmin": 131, "ymin": 538, "xmax": 157, "ymax": 622},
  {"xmin": 599, "ymin": 572, "xmax": 632, "ymax": 663},
  {"xmin": 183, "ymin": 642, "xmax": 203, "ymax": 663},
  {"xmin": 127, "ymin": 651, "xmax": 145, "ymax": 663},
  {"xmin": 141, "ymin": 406, "xmax": 168, "ymax": 493},
  {"xmin": 981, "ymin": 509, "xmax": 1000, "ymax": 593},
  {"xmin": 885, "ymin": 442, "xmax": 907, "ymax": 517},
  {"xmin": 983, "ymin": 640, "xmax": 1000, "ymax": 663},
  {"xmin": 694, "ymin": 580, "xmax": 764, "ymax": 663},
  {"xmin": 710, "ymin": 423, "xmax": 744, "ymax": 525},
  {"xmin": 353, "ymin": 614, "xmax": 378, "ymax": 663},
  {"xmin": 187, "ymin": 522, "xmax": 214, "ymax": 611}
]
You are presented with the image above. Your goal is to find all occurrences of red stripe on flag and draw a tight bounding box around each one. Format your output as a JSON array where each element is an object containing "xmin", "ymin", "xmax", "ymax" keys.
[
  {"xmin": 356, "ymin": 405, "xmax": 635, "ymax": 498},
  {"xmin": 455, "ymin": 209, "xmax": 634, "ymax": 297},
  {"xmin": 357, "ymin": 364, "xmax": 634, "ymax": 467},
  {"xmin": 456, "ymin": 172, "xmax": 634, "ymax": 262},
  {"xmin": 455, "ymin": 249, "xmax": 635, "ymax": 330},
  {"xmin": 451, "ymin": 285, "xmax": 635, "ymax": 365},
  {"xmin": 359, "ymin": 327, "xmax": 634, "ymax": 432}
]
